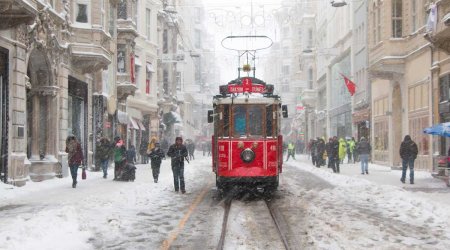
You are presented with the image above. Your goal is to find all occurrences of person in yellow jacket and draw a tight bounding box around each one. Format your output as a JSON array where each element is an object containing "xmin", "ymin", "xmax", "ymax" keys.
[
  {"xmin": 338, "ymin": 138, "xmax": 347, "ymax": 163},
  {"xmin": 347, "ymin": 138, "xmax": 355, "ymax": 163},
  {"xmin": 286, "ymin": 142, "xmax": 296, "ymax": 161}
]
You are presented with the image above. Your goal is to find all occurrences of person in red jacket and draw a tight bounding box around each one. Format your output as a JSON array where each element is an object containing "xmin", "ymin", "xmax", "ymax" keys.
[{"xmin": 66, "ymin": 135, "xmax": 84, "ymax": 188}]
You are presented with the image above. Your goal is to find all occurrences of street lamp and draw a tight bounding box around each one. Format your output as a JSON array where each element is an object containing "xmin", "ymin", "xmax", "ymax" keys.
[{"xmin": 331, "ymin": 1, "xmax": 347, "ymax": 7}]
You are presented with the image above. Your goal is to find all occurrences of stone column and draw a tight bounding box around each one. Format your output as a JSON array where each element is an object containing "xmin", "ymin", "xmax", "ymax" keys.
[{"xmin": 31, "ymin": 94, "xmax": 40, "ymax": 159}]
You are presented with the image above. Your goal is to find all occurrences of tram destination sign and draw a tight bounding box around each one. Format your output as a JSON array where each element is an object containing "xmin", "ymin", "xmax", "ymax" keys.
[{"xmin": 227, "ymin": 77, "xmax": 265, "ymax": 93}]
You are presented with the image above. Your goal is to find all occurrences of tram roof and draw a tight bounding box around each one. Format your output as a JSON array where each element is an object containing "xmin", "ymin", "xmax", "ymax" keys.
[{"xmin": 213, "ymin": 94, "xmax": 281, "ymax": 105}]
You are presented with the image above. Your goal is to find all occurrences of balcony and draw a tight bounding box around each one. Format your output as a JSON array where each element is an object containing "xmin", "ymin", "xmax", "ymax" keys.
[
  {"xmin": 300, "ymin": 89, "xmax": 317, "ymax": 108},
  {"xmin": 0, "ymin": 0, "xmax": 37, "ymax": 29},
  {"xmin": 116, "ymin": 74, "xmax": 138, "ymax": 100},
  {"xmin": 70, "ymin": 43, "xmax": 111, "ymax": 73},
  {"xmin": 117, "ymin": 19, "xmax": 138, "ymax": 41},
  {"xmin": 69, "ymin": 27, "xmax": 112, "ymax": 73},
  {"xmin": 427, "ymin": 3, "xmax": 450, "ymax": 53}
]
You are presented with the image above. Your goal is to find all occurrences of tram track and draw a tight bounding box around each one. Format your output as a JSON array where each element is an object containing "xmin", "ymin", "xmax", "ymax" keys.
[{"xmin": 217, "ymin": 191, "xmax": 299, "ymax": 250}]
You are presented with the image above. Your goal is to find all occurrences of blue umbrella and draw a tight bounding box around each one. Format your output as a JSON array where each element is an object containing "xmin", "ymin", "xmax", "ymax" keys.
[{"xmin": 423, "ymin": 122, "xmax": 450, "ymax": 137}]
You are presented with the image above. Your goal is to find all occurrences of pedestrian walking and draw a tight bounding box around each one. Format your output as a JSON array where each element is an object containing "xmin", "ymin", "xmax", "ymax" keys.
[
  {"xmin": 113, "ymin": 139, "xmax": 127, "ymax": 180},
  {"xmin": 325, "ymin": 138, "xmax": 335, "ymax": 170},
  {"xmin": 338, "ymin": 138, "xmax": 347, "ymax": 164},
  {"xmin": 167, "ymin": 137, "xmax": 188, "ymax": 193},
  {"xmin": 148, "ymin": 142, "xmax": 165, "ymax": 183},
  {"xmin": 96, "ymin": 137, "xmax": 113, "ymax": 179},
  {"xmin": 356, "ymin": 137, "xmax": 371, "ymax": 175},
  {"xmin": 186, "ymin": 140, "xmax": 196, "ymax": 160},
  {"xmin": 399, "ymin": 135, "xmax": 418, "ymax": 184},
  {"xmin": 65, "ymin": 135, "xmax": 84, "ymax": 188},
  {"xmin": 139, "ymin": 140, "xmax": 149, "ymax": 164},
  {"xmin": 347, "ymin": 138, "xmax": 355, "ymax": 163},
  {"xmin": 286, "ymin": 141, "xmax": 296, "ymax": 161},
  {"xmin": 353, "ymin": 137, "xmax": 359, "ymax": 162},
  {"xmin": 127, "ymin": 145, "xmax": 137, "ymax": 164},
  {"xmin": 207, "ymin": 141, "xmax": 212, "ymax": 156},
  {"xmin": 316, "ymin": 138, "xmax": 326, "ymax": 167},
  {"xmin": 328, "ymin": 136, "xmax": 340, "ymax": 173},
  {"xmin": 310, "ymin": 139, "xmax": 318, "ymax": 165},
  {"xmin": 332, "ymin": 137, "xmax": 340, "ymax": 173}
]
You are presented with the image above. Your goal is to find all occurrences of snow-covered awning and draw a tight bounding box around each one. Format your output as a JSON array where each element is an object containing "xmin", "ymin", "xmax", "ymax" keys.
[
  {"xmin": 129, "ymin": 117, "xmax": 139, "ymax": 130},
  {"xmin": 135, "ymin": 56, "xmax": 142, "ymax": 67},
  {"xmin": 135, "ymin": 118, "xmax": 146, "ymax": 131},
  {"xmin": 146, "ymin": 63, "xmax": 155, "ymax": 72},
  {"xmin": 117, "ymin": 111, "xmax": 129, "ymax": 125}
]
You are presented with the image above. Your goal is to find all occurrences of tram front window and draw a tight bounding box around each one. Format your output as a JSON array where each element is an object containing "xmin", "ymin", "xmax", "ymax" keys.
[
  {"xmin": 248, "ymin": 106, "xmax": 263, "ymax": 136},
  {"xmin": 233, "ymin": 106, "xmax": 246, "ymax": 137},
  {"xmin": 232, "ymin": 105, "xmax": 263, "ymax": 138}
]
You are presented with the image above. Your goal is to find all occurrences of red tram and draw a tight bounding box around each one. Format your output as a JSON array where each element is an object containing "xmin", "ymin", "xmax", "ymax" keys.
[{"xmin": 207, "ymin": 77, "xmax": 288, "ymax": 191}]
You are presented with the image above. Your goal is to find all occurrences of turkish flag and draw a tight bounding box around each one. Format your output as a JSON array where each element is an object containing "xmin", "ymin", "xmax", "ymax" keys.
[{"xmin": 340, "ymin": 73, "xmax": 356, "ymax": 96}]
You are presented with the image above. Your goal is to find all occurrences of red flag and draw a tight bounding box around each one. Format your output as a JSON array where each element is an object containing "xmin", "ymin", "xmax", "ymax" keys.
[{"xmin": 340, "ymin": 73, "xmax": 356, "ymax": 96}]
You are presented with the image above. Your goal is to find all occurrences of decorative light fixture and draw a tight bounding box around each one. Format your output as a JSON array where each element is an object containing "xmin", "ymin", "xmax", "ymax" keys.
[{"xmin": 331, "ymin": 1, "xmax": 347, "ymax": 7}]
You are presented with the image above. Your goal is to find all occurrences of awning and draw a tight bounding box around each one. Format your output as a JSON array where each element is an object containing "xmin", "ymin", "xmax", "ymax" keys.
[
  {"xmin": 135, "ymin": 56, "xmax": 142, "ymax": 67},
  {"xmin": 135, "ymin": 119, "xmax": 146, "ymax": 131},
  {"xmin": 117, "ymin": 111, "xmax": 129, "ymax": 125},
  {"xmin": 129, "ymin": 117, "xmax": 139, "ymax": 130},
  {"xmin": 146, "ymin": 62, "xmax": 155, "ymax": 72}
]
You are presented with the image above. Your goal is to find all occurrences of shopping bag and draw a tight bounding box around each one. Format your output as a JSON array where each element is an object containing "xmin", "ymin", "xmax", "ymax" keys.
[{"xmin": 82, "ymin": 168, "xmax": 87, "ymax": 180}]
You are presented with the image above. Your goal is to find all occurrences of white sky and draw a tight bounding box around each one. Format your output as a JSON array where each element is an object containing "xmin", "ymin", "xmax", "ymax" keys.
[{"xmin": 201, "ymin": 0, "xmax": 284, "ymax": 83}]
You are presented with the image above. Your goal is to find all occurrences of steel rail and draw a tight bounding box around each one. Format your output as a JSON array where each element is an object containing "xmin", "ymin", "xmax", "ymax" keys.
[
  {"xmin": 266, "ymin": 200, "xmax": 298, "ymax": 250},
  {"xmin": 217, "ymin": 197, "xmax": 232, "ymax": 250}
]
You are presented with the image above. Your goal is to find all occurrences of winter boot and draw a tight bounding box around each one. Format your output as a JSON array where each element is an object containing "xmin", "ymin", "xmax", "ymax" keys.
[
  {"xmin": 72, "ymin": 180, "xmax": 77, "ymax": 188},
  {"xmin": 400, "ymin": 178, "xmax": 405, "ymax": 184}
]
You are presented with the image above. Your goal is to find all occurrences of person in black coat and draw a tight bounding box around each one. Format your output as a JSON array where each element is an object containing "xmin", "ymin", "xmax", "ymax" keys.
[
  {"xmin": 148, "ymin": 142, "xmax": 165, "ymax": 183},
  {"xmin": 399, "ymin": 135, "xmax": 418, "ymax": 184},
  {"xmin": 327, "ymin": 137, "xmax": 340, "ymax": 173},
  {"xmin": 167, "ymin": 137, "xmax": 188, "ymax": 193},
  {"xmin": 127, "ymin": 145, "xmax": 137, "ymax": 164},
  {"xmin": 315, "ymin": 138, "xmax": 326, "ymax": 167}
]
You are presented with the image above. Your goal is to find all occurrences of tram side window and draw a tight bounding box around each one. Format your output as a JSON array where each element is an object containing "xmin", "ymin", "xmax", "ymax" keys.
[
  {"xmin": 233, "ymin": 106, "xmax": 246, "ymax": 137},
  {"xmin": 266, "ymin": 105, "xmax": 273, "ymax": 137},
  {"xmin": 222, "ymin": 105, "xmax": 230, "ymax": 137},
  {"xmin": 248, "ymin": 106, "xmax": 263, "ymax": 137}
]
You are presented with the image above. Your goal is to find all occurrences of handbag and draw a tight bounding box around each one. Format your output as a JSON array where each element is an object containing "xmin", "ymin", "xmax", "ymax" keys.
[{"xmin": 82, "ymin": 167, "xmax": 87, "ymax": 180}]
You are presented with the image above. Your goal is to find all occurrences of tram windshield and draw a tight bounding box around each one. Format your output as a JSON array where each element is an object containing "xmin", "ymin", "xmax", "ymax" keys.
[
  {"xmin": 217, "ymin": 104, "xmax": 279, "ymax": 138},
  {"xmin": 234, "ymin": 105, "xmax": 263, "ymax": 137}
]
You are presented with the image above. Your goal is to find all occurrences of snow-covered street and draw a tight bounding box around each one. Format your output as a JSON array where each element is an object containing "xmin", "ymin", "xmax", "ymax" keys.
[{"xmin": 1, "ymin": 153, "xmax": 450, "ymax": 250}]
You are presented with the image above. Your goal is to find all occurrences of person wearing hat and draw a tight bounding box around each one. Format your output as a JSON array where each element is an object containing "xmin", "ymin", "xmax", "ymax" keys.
[
  {"xmin": 148, "ymin": 142, "xmax": 165, "ymax": 183},
  {"xmin": 167, "ymin": 137, "xmax": 188, "ymax": 193}
]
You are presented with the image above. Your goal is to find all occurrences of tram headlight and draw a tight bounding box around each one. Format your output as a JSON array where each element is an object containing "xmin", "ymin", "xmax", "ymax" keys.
[{"xmin": 240, "ymin": 148, "xmax": 255, "ymax": 163}]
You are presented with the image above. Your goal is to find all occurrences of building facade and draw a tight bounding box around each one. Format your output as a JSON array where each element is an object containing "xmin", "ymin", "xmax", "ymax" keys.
[
  {"xmin": 368, "ymin": 0, "xmax": 435, "ymax": 170},
  {"xmin": 0, "ymin": 0, "xmax": 122, "ymax": 185}
]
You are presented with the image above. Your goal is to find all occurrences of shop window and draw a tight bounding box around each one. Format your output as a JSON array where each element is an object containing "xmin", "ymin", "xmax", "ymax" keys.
[
  {"xmin": 439, "ymin": 74, "xmax": 450, "ymax": 102},
  {"xmin": 409, "ymin": 116, "xmax": 429, "ymax": 155},
  {"xmin": 374, "ymin": 120, "xmax": 388, "ymax": 151}
]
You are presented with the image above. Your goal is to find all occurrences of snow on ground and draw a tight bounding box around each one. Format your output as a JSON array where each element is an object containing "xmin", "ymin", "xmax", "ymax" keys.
[
  {"xmin": 0, "ymin": 154, "xmax": 213, "ymax": 250},
  {"xmin": 1, "ymin": 152, "xmax": 450, "ymax": 249},
  {"xmin": 286, "ymin": 155, "xmax": 450, "ymax": 249}
]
